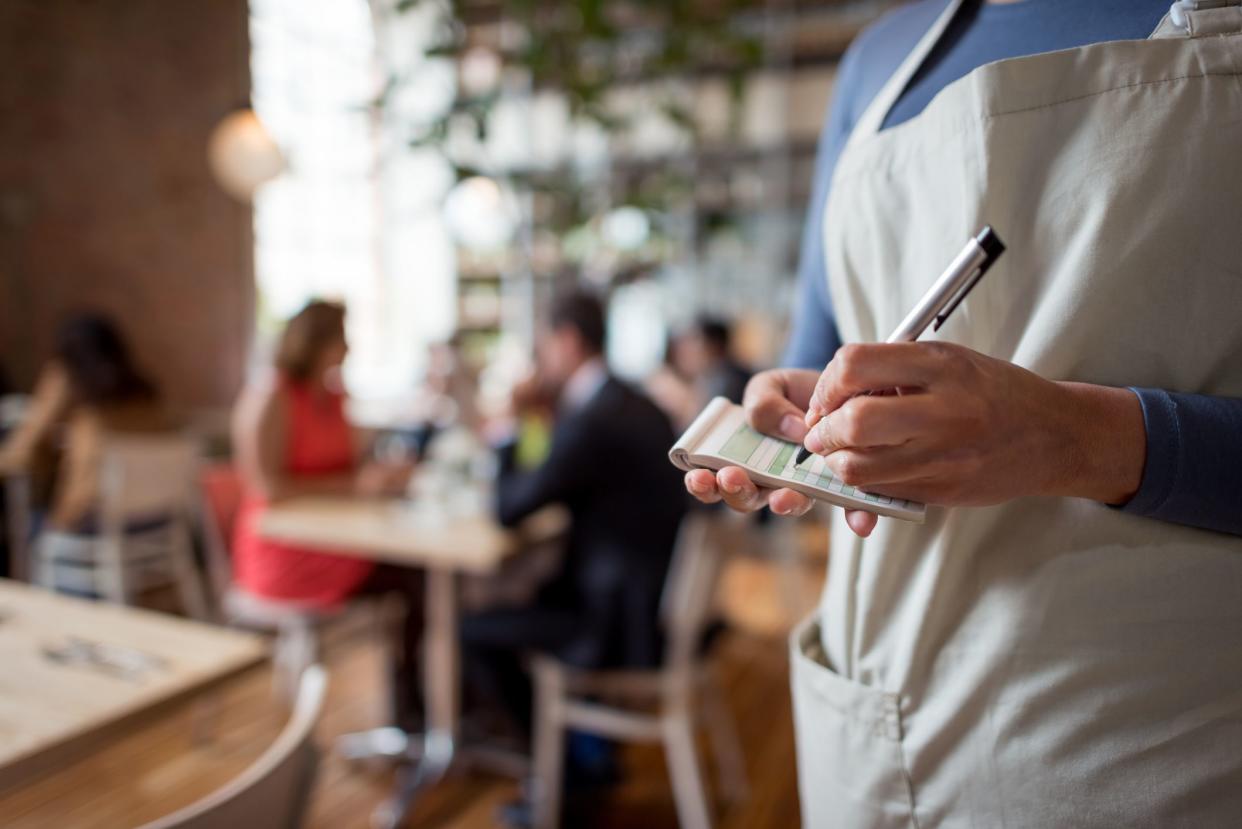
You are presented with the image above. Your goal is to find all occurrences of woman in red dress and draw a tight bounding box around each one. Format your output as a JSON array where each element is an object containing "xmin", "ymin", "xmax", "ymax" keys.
[{"xmin": 232, "ymin": 300, "xmax": 421, "ymax": 727}]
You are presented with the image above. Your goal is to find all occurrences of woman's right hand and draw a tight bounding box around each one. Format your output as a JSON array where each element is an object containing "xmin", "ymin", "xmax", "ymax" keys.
[{"xmin": 683, "ymin": 368, "xmax": 820, "ymax": 518}]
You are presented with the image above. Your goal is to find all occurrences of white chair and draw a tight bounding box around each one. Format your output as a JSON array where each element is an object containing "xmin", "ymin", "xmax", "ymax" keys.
[
  {"xmin": 136, "ymin": 665, "xmax": 327, "ymax": 829},
  {"xmin": 531, "ymin": 513, "xmax": 749, "ymax": 829},
  {"xmin": 198, "ymin": 463, "xmax": 365, "ymax": 700},
  {"xmin": 33, "ymin": 433, "xmax": 210, "ymax": 619}
]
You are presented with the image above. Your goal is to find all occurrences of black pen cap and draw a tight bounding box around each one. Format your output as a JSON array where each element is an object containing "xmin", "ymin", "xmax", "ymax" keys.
[{"xmin": 976, "ymin": 226, "xmax": 1005, "ymax": 261}]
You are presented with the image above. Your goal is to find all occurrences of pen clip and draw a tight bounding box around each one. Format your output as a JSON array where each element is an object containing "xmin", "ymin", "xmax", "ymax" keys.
[
  {"xmin": 932, "ymin": 263, "xmax": 986, "ymax": 331},
  {"xmin": 932, "ymin": 230, "xmax": 1003, "ymax": 331}
]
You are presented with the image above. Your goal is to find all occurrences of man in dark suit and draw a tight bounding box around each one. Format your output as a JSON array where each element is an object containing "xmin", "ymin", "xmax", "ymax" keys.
[
  {"xmin": 462, "ymin": 290, "xmax": 687, "ymax": 743},
  {"xmin": 681, "ymin": 315, "xmax": 752, "ymax": 406}
]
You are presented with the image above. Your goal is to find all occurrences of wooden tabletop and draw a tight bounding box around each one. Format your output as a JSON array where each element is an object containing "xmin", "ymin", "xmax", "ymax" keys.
[
  {"xmin": 0, "ymin": 580, "xmax": 266, "ymax": 791},
  {"xmin": 258, "ymin": 495, "xmax": 568, "ymax": 574}
]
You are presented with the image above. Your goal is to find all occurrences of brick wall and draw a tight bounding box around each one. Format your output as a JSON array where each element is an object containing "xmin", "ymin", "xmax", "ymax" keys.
[{"xmin": 0, "ymin": 0, "xmax": 254, "ymax": 407}]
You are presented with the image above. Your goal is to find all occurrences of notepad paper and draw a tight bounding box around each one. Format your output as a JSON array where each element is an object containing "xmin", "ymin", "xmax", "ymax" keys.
[{"xmin": 669, "ymin": 397, "xmax": 926, "ymax": 523}]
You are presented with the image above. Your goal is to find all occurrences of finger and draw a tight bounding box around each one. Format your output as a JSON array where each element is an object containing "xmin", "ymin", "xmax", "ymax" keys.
[
  {"xmin": 804, "ymin": 394, "xmax": 930, "ymax": 454},
  {"xmin": 845, "ymin": 480, "xmax": 940, "ymax": 504},
  {"xmin": 685, "ymin": 470, "xmax": 723, "ymax": 504},
  {"xmin": 845, "ymin": 509, "xmax": 878, "ymax": 537},
  {"xmin": 808, "ymin": 343, "xmax": 947, "ymax": 420},
  {"xmin": 744, "ymin": 372, "xmax": 813, "ymax": 443},
  {"xmin": 823, "ymin": 445, "xmax": 943, "ymax": 489},
  {"xmin": 715, "ymin": 466, "xmax": 770, "ymax": 513},
  {"xmin": 769, "ymin": 488, "xmax": 814, "ymax": 517}
]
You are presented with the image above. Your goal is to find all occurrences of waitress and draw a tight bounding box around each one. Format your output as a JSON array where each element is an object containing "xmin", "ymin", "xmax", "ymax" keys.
[{"xmin": 686, "ymin": 0, "xmax": 1242, "ymax": 825}]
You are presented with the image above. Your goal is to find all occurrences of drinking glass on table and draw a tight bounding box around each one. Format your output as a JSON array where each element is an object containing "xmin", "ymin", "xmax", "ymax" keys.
[{"xmin": 357, "ymin": 432, "xmax": 418, "ymax": 499}]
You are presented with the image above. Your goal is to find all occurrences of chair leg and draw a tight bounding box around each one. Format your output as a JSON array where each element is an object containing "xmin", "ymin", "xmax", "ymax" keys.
[
  {"xmin": 273, "ymin": 619, "xmax": 317, "ymax": 702},
  {"xmin": 98, "ymin": 536, "xmax": 129, "ymax": 605},
  {"xmin": 4, "ymin": 474, "xmax": 32, "ymax": 582},
  {"xmin": 272, "ymin": 628, "xmax": 293, "ymax": 700},
  {"xmin": 532, "ymin": 659, "xmax": 566, "ymax": 829},
  {"xmin": 33, "ymin": 536, "xmax": 55, "ymax": 592},
  {"xmin": 663, "ymin": 711, "xmax": 712, "ymax": 829},
  {"xmin": 700, "ymin": 669, "xmax": 749, "ymax": 805},
  {"xmin": 168, "ymin": 519, "xmax": 210, "ymax": 620}
]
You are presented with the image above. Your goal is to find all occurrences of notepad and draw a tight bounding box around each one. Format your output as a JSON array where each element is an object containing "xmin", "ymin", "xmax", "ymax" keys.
[{"xmin": 669, "ymin": 397, "xmax": 926, "ymax": 522}]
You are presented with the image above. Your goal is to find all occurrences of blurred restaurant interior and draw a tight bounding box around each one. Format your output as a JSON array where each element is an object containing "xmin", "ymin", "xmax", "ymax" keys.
[{"xmin": 1, "ymin": 0, "xmax": 977, "ymax": 827}]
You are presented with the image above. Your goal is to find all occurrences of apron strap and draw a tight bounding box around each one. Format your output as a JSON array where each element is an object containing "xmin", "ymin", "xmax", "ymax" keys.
[
  {"xmin": 847, "ymin": 0, "xmax": 966, "ymax": 145},
  {"xmin": 1151, "ymin": 0, "xmax": 1242, "ymax": 38}
]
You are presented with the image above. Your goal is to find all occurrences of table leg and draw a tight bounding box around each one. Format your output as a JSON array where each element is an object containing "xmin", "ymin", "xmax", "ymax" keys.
[
  {"xmin": 369, "ymin": 566, "xmax": 459, "ymax": 829},
  {"xmin": 4, "ymin": 474, "xmax": 31, "ymax": 582}
]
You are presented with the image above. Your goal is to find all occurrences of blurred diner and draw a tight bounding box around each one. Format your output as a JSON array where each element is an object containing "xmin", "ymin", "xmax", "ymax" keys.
[
  {"xmin": 230, "ymin": 299, "xmax": 424, "ymax": 730},
  {"xmin": 462, "ymin": 292, "xmax": 687, "ymax": 788},
  {"xmin": 0, "ymin": 312, "xmax": 175, "ymax": 534},
  {"xmin": 677, "ymin": 316, "xmax": 753, "ymax": 409}
]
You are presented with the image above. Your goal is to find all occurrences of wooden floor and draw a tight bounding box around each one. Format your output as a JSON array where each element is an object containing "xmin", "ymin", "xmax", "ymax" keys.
[{"xmin": 0, "ymin": 523, "xmax": 826, "ymax": 829}]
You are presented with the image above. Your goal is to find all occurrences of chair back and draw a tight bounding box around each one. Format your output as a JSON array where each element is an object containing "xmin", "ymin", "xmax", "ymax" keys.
[
  {"xmin": 136, "ymin": 665, "xmax": 327, "ymax": 829},
  {"xmin": 98, "ymin": 434, "xmax": 200, "ymax": 525},
  {"xmin": 659, "ymin": 512, "xmax": 728, "ymax": 670},
  {"xmin": 198, "ymin": 462, "xmax": 244, "ymax": 602}
]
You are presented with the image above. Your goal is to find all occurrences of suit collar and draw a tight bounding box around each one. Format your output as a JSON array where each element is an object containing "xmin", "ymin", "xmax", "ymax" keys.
[{"xmin": 560, "ymin": 358, "xmax": 609, "ymax": 413}]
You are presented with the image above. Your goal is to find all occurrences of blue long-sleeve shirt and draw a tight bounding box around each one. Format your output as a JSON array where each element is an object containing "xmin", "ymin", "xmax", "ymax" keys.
[{"xmin": 783, "ymin": 0, "xmax": 1242, "ymax": 536}]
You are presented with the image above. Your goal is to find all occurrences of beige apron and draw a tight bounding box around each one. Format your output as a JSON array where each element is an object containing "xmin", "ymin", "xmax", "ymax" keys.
[{"xmin": 792, "ymin": 2, "xmax": 1242, "ymax": 826}]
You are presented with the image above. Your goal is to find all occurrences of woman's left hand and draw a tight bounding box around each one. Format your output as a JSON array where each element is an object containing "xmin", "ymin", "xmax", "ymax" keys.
[
  {"xmin": 356, "ymin": 460, "xmax": 416, "ymax": 497},
  {"xmin": 802, "ymin": 342, "xmax": 1147, "ymax": 536}
]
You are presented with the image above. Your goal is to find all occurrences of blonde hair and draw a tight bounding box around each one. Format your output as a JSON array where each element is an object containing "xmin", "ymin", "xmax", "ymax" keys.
[{"xmin": 274, "ymin": 300, "xmax": 346, "ymax": 382}]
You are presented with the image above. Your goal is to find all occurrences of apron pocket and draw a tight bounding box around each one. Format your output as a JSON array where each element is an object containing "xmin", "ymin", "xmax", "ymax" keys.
[{"xmin": 790, "ymin": 615, "xmax": 917, "ymax": 829}]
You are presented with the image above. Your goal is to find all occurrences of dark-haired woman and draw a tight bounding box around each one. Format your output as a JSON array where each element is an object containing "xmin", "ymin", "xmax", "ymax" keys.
[
  {"xmin": 0, "ymin": 313, "xmax": 173, "ymax": 530},
  {"xmin": 231, "ymin": 300, "xmax": 423, "ymax": 728}
]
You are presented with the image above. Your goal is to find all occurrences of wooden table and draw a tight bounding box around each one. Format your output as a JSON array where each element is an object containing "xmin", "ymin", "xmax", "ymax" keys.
[
  {"xmin": 259, "ymin": 494, "xmax": 566, "ymax": 574},
  {"xmin": 0, "ymin": 579, "xmax": 265, "ymax": 791},
  {"xmin": 258, "ymin": 495, "xmax": 567, "ymax": 828}
]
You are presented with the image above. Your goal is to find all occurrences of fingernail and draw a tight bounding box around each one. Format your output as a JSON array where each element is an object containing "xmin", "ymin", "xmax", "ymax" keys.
[
  {"xmin": 771, "ymin": 503, "xmax": 788, "ymax": 516},
  {"xmin": 804, "ymin": 429, "xmax": 824, "ymax": 454},
  {"xmin": 686, "ymin": 477, "xmax": 704, "ymax": 492},
  {"xmin": 721, "ymin": 480, "xmax": 740, "ymax": 495},
  {"xmin": 779, "ymin": 415, "xmax": 804, "ymax": 441}
]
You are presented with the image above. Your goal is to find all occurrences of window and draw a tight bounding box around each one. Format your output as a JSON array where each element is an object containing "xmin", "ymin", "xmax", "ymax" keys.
[{"xmin": 249, "ymin": 0, "xmax": 456, "ymax": 401}]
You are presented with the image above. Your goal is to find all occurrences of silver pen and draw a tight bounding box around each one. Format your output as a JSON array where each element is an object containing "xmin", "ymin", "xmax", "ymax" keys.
[{"xmin": 795, "ymin": 226, "xmax": 1006, "ymax": 466}]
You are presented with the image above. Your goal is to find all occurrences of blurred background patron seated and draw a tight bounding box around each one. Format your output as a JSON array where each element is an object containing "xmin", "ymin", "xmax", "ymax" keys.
[
  {"xmin": 463, "ymin": 292, "xmax": 688, "ymax": 787},
  {"xmin": 0, "ymin": 313, "xmax": 175, "ymax": 533},
  {"xmin": 230, "ymin": 300, "xmax": 424, "ymax": 730}
]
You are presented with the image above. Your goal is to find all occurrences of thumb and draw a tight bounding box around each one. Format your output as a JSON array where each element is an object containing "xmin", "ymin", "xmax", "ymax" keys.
[{"xmin": 749, "ymin": 395, "xmax": 809, "ymax": 443}]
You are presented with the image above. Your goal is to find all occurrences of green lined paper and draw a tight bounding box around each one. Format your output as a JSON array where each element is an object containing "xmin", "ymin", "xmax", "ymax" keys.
[{"xmin": 718, "ymin": 423, "xmax": 764, "ymax": 464}]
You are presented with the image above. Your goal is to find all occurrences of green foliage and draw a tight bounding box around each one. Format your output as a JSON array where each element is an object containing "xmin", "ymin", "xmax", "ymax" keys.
[
  {"xmin": 394, "ymin": 0, "xmax": 762, "ymax": 158},
  {"xmin": 389, "ymin": 0, "xmax": 765, "ymax": 260}
]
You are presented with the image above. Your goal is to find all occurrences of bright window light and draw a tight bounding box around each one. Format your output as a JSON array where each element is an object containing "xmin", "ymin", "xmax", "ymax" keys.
[{"xmin": 249, "ymin": 0, "xmax": 455, "ymax": 401}]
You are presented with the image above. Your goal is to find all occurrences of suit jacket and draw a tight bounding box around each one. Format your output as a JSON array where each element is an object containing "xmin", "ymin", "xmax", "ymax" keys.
[{"xmin": 496, "ymin": 375, "xmax": 687, "ymax": 669}]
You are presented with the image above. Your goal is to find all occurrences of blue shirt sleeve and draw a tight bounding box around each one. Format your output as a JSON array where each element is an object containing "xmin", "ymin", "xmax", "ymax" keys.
[
  {"xmin": 780, "ymin": 136, "xmax": 842, "ymax": 369},
  {"xmin": 779, "ymin": 37, "xmax": 856, "ymax": 370},
  {"xmin": 1117, "ymin": 389, "xmax": 1242, "ymax": 536}
]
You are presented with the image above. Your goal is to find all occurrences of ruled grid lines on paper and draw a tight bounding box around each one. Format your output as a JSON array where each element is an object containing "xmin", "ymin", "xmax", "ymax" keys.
[{"xmin": 715, "ymin": 421, "xmax": 908, "ymax": 508}]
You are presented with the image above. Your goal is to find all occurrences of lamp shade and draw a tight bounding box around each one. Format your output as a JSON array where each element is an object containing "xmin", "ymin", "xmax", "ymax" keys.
[
  {"xmin": 207, "ymin": 109, "xmax": 286, "ymax": 201},
  {"xmin": 443, "ymin": 176, "xmax": 518, "ymax": 250}
]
